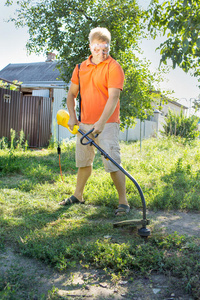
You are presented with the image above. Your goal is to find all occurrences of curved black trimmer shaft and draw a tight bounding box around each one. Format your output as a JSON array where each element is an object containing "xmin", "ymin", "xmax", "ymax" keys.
[{"xmin": 79, "ymin": 128, "xmax": 150, "ymax": 238}]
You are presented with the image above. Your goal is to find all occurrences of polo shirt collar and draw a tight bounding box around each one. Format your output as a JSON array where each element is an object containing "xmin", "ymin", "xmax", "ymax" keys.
[{"xmin": 86, "ymin": 55, "xmax": 111, "ymax": 66}]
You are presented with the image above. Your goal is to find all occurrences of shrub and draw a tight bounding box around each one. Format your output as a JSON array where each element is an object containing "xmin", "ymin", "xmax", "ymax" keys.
[
  {"xmin": 162, "ymin": 109, "xmax": 199, "ymax": 140},
  {"xmin": 0, "ymin": 129, "xmax": 28, "ymax": 150}
]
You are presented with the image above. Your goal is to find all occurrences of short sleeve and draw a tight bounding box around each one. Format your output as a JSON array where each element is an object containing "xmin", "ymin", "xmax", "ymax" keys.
[
  {"xmin": 108, "ymin": 61, "xmax": 124, "ymax": 90},
  {"xmin": 71, "ymin": 64, "xmax": 79, "ymax": 85}
]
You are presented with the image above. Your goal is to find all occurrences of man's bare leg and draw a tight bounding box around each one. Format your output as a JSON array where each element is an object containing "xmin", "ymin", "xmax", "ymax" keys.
[
  {"xmin": 110, "ymin": 170, "xmax": 129, "ymax": 206},
  {"xmin": 73, "ymin": 166, "xmax": 92, "ymax": 201}
]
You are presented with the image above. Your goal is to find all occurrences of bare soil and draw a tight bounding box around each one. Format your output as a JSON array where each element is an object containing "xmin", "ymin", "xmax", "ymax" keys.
[{"xmin": 0, "ymin": 210, "xmax": 199, "ymax": 299}]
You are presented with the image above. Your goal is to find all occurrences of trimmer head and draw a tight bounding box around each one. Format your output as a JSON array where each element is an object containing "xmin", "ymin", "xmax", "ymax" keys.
[
  {"xmin": 138, "ymin": 227, "xmax": 151, "ymax": 238},
  {"xmin": 113, "ymin": 219, "xmax": 151, "ymax": 238}
]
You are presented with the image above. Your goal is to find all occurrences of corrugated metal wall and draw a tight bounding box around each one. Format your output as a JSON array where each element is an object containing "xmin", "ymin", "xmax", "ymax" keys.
[
  {"xmin": 0, "ymin": 88, "xmax": 52, "ymax": 147},
  {"xmin": 0, "ymin": 88, "xmax": 22, "ymax": 138}
]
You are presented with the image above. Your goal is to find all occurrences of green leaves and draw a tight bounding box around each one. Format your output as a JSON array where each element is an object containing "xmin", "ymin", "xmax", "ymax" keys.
[
  {"xmin": 182, "ymin": 39, "xmax": 189, "ymax": 53},
  {"xmin": 196, "ymin": 38, "xmax": 200, "ymax": 48},
  {"xmin": 147, "ymin": 0, "xmax": 200, "ymax": 79}
]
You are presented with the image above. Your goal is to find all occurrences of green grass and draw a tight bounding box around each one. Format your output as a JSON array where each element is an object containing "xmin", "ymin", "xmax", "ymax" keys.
[{"xmin": 0, "ymin": 137, "xmax": 200, "ymax": 299}]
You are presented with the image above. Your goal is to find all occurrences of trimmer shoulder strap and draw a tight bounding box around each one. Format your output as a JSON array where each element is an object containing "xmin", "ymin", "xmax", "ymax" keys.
[{"xmin": 78, "ymin": 63, "xmax": 81, "ymax": 122}]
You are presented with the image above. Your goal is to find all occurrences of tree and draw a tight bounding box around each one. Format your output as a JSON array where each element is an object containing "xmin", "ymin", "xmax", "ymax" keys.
[
  {"xmin": 5, "ymin": 0, "xmax": 161, "ymax": 128},
  {"xmin": 147, "ymin": 0, "xmax": 200, "ymax": 81},
  {"xmin": 192, "ymin": 98, "xmax": 200, "ymax": 113},
  {"xmin": 0, "ymin": 79, "xmax": 22, "ymax": 91}
]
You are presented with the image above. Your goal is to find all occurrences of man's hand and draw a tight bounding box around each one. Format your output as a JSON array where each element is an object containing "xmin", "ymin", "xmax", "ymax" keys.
[
  {"xmin": 67, "ymin": 82, "xmax": 79, "ymax": 131},
  {"xmin": 93, "ymin": 120, "xmax": 106, "ymax": 135},
  {"xmin": 68, "ymin": 116, "xmax": 79, "ymax": 131}
]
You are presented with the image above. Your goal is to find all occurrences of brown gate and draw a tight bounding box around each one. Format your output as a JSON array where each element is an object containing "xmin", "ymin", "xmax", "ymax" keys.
[{"xmin": 0, "ymin": 88, "xmax": 52, "ymax": 148}]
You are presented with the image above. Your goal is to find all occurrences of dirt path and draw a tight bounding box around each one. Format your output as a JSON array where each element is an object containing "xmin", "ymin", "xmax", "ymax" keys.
[
  {"xmin": 0, "ymin": 210, "xmax": 199, "ymax": 299},
  {"xmin": 148, "ymin": 210, "xmax": 200, "ymax": 237}
]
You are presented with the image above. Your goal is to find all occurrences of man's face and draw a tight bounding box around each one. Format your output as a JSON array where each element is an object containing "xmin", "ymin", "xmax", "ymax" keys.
[{"xmin": 89, "ymin": 39, "xmax": 110, "ymax": 64}]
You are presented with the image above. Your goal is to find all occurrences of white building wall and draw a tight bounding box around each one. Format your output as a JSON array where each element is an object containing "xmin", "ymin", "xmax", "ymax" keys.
[
  {"xmin": 119, "ymin": 119, "xmax": 157, "ymax": 141},
  {"xmin": 52, "ymin": 89, "xmax": 75, "ymax": 141},
  {"xmin": 161, "ymin": 101, "xmax": 188, "ymax": 116},
  {"xmin": 153, "ymin": 111, "xmax": 166, "ymax": 137},
  {"xmin": 32, "ymin": 89, "xmax": 50, "ymax": 97}
]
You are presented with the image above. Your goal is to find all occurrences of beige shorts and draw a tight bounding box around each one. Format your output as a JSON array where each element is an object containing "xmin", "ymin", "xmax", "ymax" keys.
[{"xmin": 76, "ymin": 123, "xmax": 121, "ymax": 172}]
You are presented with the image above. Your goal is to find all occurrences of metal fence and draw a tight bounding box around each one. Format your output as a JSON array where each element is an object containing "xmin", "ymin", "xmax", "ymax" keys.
[{"xmin": 0, "ymin": 87, "xmax": 52, "ymax": 147}]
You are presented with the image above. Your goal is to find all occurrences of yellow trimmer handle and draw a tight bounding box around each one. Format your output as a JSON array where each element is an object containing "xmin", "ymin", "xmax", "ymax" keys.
[{"xmin": 56, "ymin": 109, "xmax": 79, "ymax": 134}]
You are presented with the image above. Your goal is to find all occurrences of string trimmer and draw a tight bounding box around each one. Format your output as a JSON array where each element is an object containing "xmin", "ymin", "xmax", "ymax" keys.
[{"xmin": 56, "ymin": 109, "xmax": 150, "ymax": 238}]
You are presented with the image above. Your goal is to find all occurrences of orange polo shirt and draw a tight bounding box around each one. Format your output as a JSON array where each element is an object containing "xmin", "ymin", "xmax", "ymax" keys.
[{"xmin": 71, "ymin": 55, "xmax": 124, "ymax": 124}]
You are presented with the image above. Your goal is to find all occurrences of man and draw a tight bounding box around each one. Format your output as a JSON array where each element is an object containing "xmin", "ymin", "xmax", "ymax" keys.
[{"xmin": 59, "ymin": 27, "xmax": 130, "ymax": 216}]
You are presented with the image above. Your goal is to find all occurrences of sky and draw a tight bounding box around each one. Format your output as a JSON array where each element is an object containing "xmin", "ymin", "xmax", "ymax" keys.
[{"xmin": 0, "ymin": 0, "xmax": 200, "ymax": 110}]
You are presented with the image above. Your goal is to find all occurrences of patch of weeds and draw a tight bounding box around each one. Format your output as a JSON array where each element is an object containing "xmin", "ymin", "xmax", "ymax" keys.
[
  {"xmin": 17, "ymin": 179, "xmax": 35, "ymax": 192},
  {"xmin": 0, "ymin": 263, "xmax": 39, "ymax": 299},
  {"xmin": 0, "ymin": 136, "xmax": 9, "ymax": 150},
  {"xmin": 150, "ymin": 233, "xmax": 200, "ymax": 298},
  {"xmin": 0, "ymin": 150, "xmax": 21, "ymax": 174},
  {"xmin": 151, "ymin": 232, "xmax": 187, "ymax": 249},
  {"xmin": 159, "ymin": 158, "xmax": 200, "ymax": 210},
  {"xmin": 0, "ymin": 234, "xmax": 5, "ymax": 251},
  {"xmin": 110, "ymin": 272, "xmax": 121, "ymax": 284},
  {"xmin": 25, "ymin": 164, "xmax": 55, "ymax": 183},
  {"xmin": 46, "ymin": 286, "xmax": 61, "ymax": 299},
  {"xmin": 188, "ymin": 275, "xmax": 200, "ymax": 299}
]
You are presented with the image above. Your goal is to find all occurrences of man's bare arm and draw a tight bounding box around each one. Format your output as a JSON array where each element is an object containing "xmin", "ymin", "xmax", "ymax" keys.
[
  {"xmin": 93, "ymin": 88, "xmax": 121, "ymax": 134},
  {"xmin": 67, "ymin": 82, "xmax": 79, "ymax": 130}
]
